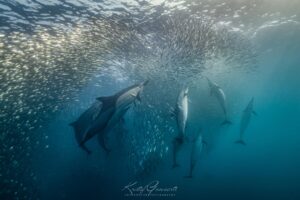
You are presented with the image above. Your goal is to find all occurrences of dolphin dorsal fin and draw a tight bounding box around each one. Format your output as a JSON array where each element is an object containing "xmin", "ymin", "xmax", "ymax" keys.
[{"xmin": 96, "ymin": 95, "xmax": 116, "ymax": 109}]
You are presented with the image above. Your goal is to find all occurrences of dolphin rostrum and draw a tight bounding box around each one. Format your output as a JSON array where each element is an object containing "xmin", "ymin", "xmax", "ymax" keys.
[
  {"xmin": 206, "ymin": 77, "xmax": 232, "ymax": 126},
  {"xmin": 172, "ymin": 87, "xmax": 189, "ymax": 168},
  {"xmin": 70, "ymin": 80, "xmax": 149, "ymax": 154},
  {"xmin": 236, "ymin": 97, "xmax": 257, "ymax": 145}
]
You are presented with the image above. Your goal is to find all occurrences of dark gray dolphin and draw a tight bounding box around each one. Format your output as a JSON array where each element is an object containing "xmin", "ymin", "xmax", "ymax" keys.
[
  {"xmin": 206, "ymin": 77, "xmax": 232, "ymax": 126},
  {"xmin": 70, "ymin": 80, "xmax": 149, "ymax": 154},
  {"xmin": 235, "ymin": 97, "xmax": 257, "ymax": 145}
]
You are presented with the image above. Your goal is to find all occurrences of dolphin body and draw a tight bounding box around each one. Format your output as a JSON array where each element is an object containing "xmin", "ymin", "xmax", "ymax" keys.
[
  {"xmin": 70, "ymin": 80, "xmax": 148, "ymax": 154},
  {"xmin": 206, "ymin": 77, "xmax": 232, "ymax": 125},
  {"xmin": 236, "ymin": 97, "xmax": 257, "ymax": 145},
  {"xmin": 185, "ymin": 132, "xmax": 205, "ymax": 178},
  {"xmin": 172, "ymin": 87, "xmax": 189, "ymax": 168}
]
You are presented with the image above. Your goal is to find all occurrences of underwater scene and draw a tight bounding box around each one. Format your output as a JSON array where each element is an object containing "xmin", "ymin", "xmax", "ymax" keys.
[{"xmin": 1, "ymin": 0, "xmax": 300, "ymax": 199}]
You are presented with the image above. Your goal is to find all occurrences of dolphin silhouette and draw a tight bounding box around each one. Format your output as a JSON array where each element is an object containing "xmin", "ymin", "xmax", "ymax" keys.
[
  {"xmin": 235, "ymin": 97, "xmax": 257, "ymax": 145},
  {"xmin": 206, "ymin": 77, "xmax": 232, "ymax": 126}
]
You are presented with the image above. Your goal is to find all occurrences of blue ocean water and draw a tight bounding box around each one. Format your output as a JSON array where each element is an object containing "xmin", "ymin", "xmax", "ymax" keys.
[{"xmin": 1, "ymin": 0, "xmax": 300, "ymax": 200}]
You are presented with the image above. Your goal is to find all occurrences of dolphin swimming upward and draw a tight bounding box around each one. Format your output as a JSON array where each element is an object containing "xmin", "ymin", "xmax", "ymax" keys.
[
  {"xmin": 172, "ymin": 87, "xmax": 189, "ymax": 168},
  {"xmin": 236, "ymin": 97, "xmax": 257, "ymax": 145},
  {"xmin": 206, "ymin": 77, "xmax": 232, "ymax": 125},
  {"xmin": 96, "ymin": 80, "xmax": 149, "ymax": 153},
  {"xmin": 70, "ymin": 80, "xmax": 149, "ymax": 154}
]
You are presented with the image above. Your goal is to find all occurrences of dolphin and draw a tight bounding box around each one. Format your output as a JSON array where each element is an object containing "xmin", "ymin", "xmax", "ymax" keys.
[
  {"xmin": 70, "ymin": 80, "xmax": 149, "ymax": 154},
  {"xmin": 236, "ymin": 97, "xmax": 257, "ymax": 145},
  {"xmin": 185, "ymin": 132, "xmax": 205, "ymax": 178},
  {"xmin": 172, "ymin": 87, "xmax": 189, "ymax": 168},
  {"xmin": 96, "ymin": 80, "xmax": 149, "ymax": 153},
  {"xmin": 206, "ymin": 77, "xmax": 232, "ymax": 125}
]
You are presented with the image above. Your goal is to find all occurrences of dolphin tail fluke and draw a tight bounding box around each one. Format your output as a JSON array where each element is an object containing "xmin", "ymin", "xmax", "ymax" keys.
[
  {"xmin": 97, "ymin": 134, "xmax": 111, "ymax": 155},
  {"xmin": 235, "ymin": 140, "xmax": 246, "ymax": 146},
  {"xmin": 79, "ymin": 143, "xmax": 92, "ymax": 155},
  {"xmin": 220, "ymin": 119, "xmax": 232, "ymax": 126}
]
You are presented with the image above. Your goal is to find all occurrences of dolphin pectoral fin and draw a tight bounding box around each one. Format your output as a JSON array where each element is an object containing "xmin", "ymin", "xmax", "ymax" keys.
[
  {"xmin": 252, "ymin": 111, "xmax": 258, "ymax": 116},
  {"xmin": 129, "ymin": 93, "xmax": 137, "ymax": 98},
  {"xmin": 235, "ymin": 140, "xmax": 246, "ymax": 146}
]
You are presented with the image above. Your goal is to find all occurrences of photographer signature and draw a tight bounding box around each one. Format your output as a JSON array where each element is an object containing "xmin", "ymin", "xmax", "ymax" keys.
[{"xmin": 122, "ymin": 180, "xmax": 178, "ymax": 196}]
